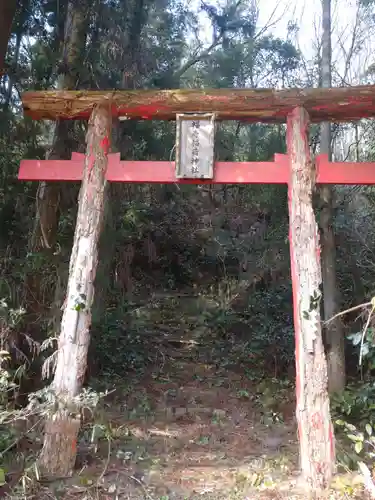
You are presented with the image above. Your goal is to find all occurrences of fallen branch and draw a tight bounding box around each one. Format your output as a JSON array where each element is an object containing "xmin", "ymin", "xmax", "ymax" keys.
[
  {"xmin": 324, "ymin": 300, "xmax": 373, "ymax": 324},
  {"xmin": 359, "ymin": 303, "xmax": 375, "ymax": 366}
]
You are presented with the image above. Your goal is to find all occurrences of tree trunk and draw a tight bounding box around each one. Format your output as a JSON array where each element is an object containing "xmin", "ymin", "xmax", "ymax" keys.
[
  {"xmin": 31, "ymin": 0, "xmax": 89, "ymax": 253},
  {"xmin": 4, "ymin": 17, "xmax": 21, "ymax": 109},
  {"xmin": 287, "ymin": 106, "xmax": 335, "ymax": 490},
  {"xmin": 320, "ymin": 0, "xmax": 346, "ymax": 393},
  {"xmin": 24, "ymin": 0, "xmax": 89, "ymax": 328},
  {"xmin": 0, "ymin": 0, "xmax": 16, "ymax": 74},
  {"xmin": 91, "ymin": 0, "xmax": 147, "ymax": 316},
  {"xmin": 38, "ymin": 103, "xmax": 111, "ymax": 477}
]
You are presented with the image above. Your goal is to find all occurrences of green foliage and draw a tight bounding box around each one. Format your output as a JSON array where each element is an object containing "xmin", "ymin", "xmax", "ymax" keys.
[
  {"xmin": 238, "ymin": 285, "xmax": 294, "ymax": 375},
  {"xmin": 0, "ymin": 0, "xmax": 302, "ymax": 391},
  {"xmin": 0, "ymin": 324, "xmax": 25, "ymax": 456},
  {"xmin": 91, "ymin": 303, "xmax": 159, "ymax": 376},
  {"xmin": 331, "ymin": 382, "xmax": 375, "ymax": 426},
  {"xmin": 331, "ymin": 328, "xmax": 375, "ymax": 470},
  {"xmin": 332, "ymin": 377, "xmax": 375, "ymax": 471},
  {"xmin": 4, "ymin": 0, "xmax": 375, "ymax": 497},
  {"xmin": 2, "ymin": 0, "xmax": 375, "ymax": 466},
  {"xmin": 348, "ymin": 329, "xmax": 375, "ymax": 374},
  {"xmin": 335, "ymin": 418, "xmax": 375, "ymax": 470}
]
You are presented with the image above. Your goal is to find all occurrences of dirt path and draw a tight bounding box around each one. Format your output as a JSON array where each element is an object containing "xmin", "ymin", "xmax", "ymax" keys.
[
  {"xmin": 3, "ymin": 328, "xmax": 368, "ymax": 500},
  {"xmin": 33, "ymin": 358, "xmax": 363, "ymax": 500}
]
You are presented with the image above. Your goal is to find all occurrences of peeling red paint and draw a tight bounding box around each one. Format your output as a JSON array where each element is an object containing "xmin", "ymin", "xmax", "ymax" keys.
[
  {"xmin": 116, "ymin": 104, "xmax": 170, "ymax": 116},
  {"xmin": 205, "ymin": 95, "xmax": 232, "ymax": 103},
  {"xmin": 21, "ymin": 85, "xmax": 375, "ymax": 121},
  {"xmin": 87, "ymin": 154, "xmax": 95, "ymax": 176},
  {"xmin": 18, "ymin": 115, "xmax": 362, "ymax": 485},
  {"xmin": 313, "ymin": 104, "xmax": 333, "ymax": 112},
  {"xmin": 287, "ymin": 107, "xmax": 334, "ymax": 487},
  {"xmin": 311, "ymin": 412, "xmax": 323, "ymax": 429},
  {"xmin": 329, "ymin": 422, "xmax": 335, "ymax": 459},
  {"xmin": 100, "ymin": 136, "xmax": 110, "ymax": 155}
]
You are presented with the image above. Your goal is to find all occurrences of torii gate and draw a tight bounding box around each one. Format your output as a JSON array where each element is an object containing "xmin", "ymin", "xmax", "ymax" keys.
[{"xmin": 19, "ymin": 86, "xmax": 375, "ymax": 487}]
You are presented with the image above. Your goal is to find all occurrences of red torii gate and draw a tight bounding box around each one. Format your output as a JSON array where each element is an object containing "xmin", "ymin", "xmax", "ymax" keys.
[
  {"xmin": 18, "ymin": 86, "xmax": 375, "ymax": 488},
  {"xmin": 19, "ymin": 151, "xmax": 375, "ymax": 185}
]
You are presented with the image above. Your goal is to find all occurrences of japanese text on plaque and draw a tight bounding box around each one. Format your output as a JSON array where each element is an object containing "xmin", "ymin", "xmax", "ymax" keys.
[{"xmin": 190, "ymin": 120, "xmax": 200, "ymax": 174}]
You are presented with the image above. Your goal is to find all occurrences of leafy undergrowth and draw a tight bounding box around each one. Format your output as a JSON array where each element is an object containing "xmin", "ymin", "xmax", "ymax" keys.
[
  {"xmin": 2, "ymin": 358, "xmax": 369, "ymax": 500},
  {"xmin": 1, "ymin": 290, "xmax": 372, "ymax": 499}
]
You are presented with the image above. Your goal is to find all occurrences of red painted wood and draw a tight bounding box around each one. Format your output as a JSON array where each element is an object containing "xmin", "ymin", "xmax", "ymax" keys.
[
  {"xmin": 287, "ymin": 107, "xmax": 335, "ymax": 486},
  {"xmin": 19, "ymin": 158, "xmax": 84, "ymax": 181},
  {"xmin": 18, "ymin": 152, "xmax": 375, "ymax": 185},
  {"xmin": 316, "ymin": 154, "xmax": 375, "ymax": 184},
  {"xmin": 19, "ymin": 153, "xmax": 290, "ymax": 184},
  {"xmin": 21, "ymin": 85, "xmax": 375, "ymax": 122}
]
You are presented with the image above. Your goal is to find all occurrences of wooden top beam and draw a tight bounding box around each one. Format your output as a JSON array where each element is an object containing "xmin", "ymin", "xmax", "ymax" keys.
[{"xmin": 22, "ymin": 85, "xmax": 375, "ymax": 122}]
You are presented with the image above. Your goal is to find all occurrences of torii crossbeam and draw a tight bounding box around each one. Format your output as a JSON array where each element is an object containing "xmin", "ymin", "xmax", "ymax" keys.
[
  {"xmin": 19, "ymin": 152, "xmax": 375, "ymax": 185},
  {"xmin": 19, "ymin": 85, "xmax": 375, "ymax": 488}
]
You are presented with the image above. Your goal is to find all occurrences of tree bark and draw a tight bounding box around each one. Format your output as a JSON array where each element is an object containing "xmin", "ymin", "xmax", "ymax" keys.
[
  {"xmin": 21, "ymin": 84, "xmax": 375, "ymax": 122},
  {"xmin": 0, "ymin": 0, "xmax": 16, "ymax": 74},
  {"xmin": 38, "ymin": 103, "xmax": 111, "ymax": 477},
  {"xmin": 24, "ymin": 0, "xmax": 89, "ymax": 328},
  {"xmin": 4, "ymin": 10, "xmax": 21, "ymax": 109},
  {"xmin": 18, "ymin": 2, "xmax": 85, "ymax": 405},
  {"xmin": 320, "ymin": 0, "xmax": 346, "ymax": 393},
  {"xmin": 287, "ymin": 106, "xmax": 335, "ymax": 490},
  {"xmin": 31, "ymin": 0, "xmax": 89, "ymax": 253}
]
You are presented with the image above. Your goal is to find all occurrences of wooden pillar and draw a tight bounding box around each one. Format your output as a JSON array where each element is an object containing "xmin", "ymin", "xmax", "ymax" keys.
[
  {"xmin": 38, "ymin": 103, "xmax": 111, "ymax": 477},
  {"xmin": 287, "ymin": 107, "xmax": 335, "ymax": 489}
]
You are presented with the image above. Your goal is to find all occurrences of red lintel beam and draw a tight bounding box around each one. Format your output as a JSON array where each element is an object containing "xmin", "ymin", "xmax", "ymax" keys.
[
  {"xmin": 19, "ymin": 157, "xmax": 84, "ymax": 181},
  {"xmin": 19, "ymin": 153, "xmax": 289, "ymax": 184},
  {"xmin": 315, "ymin": 154, "xmax": 375, "ymax": 184},
  {"xmin": 18, "ymin": 152, "xmax": 375, "ymax": 184}
]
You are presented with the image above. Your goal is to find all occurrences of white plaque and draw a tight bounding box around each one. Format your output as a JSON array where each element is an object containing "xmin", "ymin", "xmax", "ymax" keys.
[{"xmin": 175, "ymin": 113, "xmax": 215, "ymax": 179}]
